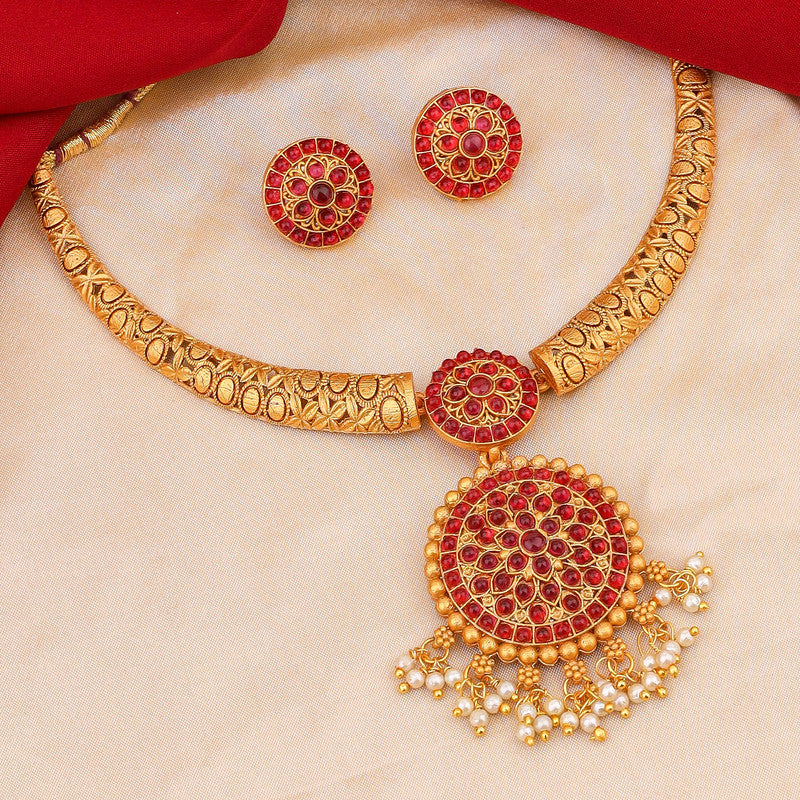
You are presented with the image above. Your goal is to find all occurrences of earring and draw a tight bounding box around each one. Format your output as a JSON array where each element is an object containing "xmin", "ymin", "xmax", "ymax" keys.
[
  {"xmin": 413, "ymin": 88, "xmax": 522, "ymax": 199},
  {"xmin": 263, "ymin": 138, "xmax": 373, "ymax": 247}
]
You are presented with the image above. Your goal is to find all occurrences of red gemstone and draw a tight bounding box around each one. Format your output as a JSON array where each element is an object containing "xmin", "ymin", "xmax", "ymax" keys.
[
  {"xmin": 440, "ymin": 134, "xmax": 458, "ymax": 152},
  {"xmin": 530, "ymin": 604, "xmax": 547, "ymax": 624},
  {"xmin": 441, "ymin": 535, "xmax": 457, "ymax": 551},
  {"xmin": 322, "ymin": 231, "xmax": 339, "ymax": 246},
  {"xmin": 574, "ymin": 547, "xmax": 592, "ymax": 565},
  {"xmin": 478, "ymin": 612, "xmax": 497, "ymax": 631},
  {"xmin": 509, "ymin": 493, "xmax": 526, "ymax": 511},
  {"xmin": 318, "ymin": 207, "xmax": 337, "ymax": 227},
  {"xmin": 516, "ymin": 626, "xmax": 533, "ymax": 643},
  {"xmin": 426, "ymin": 106, "xmax": 442, "ymax": 121},
  {"xmin": 457, "ymin": 425, "xmax": 475, "ymax": 442},
  {"xmin": 606, "ymin": 518, "xmax": 623, "ymax": 534},
  {"xmin": 471, "ymin": 89, "xmax": 487, "ymax": 103},
  {"xmin": 453, "ymin": 586, "xmax": 469, "ymax": 604},
  {"xmin": 533, "ymin": 556, "xmax": 551, "ymax": 575},
  {"xmin": 290, "ymin": 228, "xmax": 307, "ymax": 244},
  {"xmin": 508, "ymin": 552, "xmax": 528, "ymax": 571},
  {"xmin": 562, "ymin": 567, "xmax": 581, "ymax": 586},
  {"xmin": 444, "ymin": 570, "xmax": 460, "ymax": 588},
  {"xmin": 516, "ymin": 582, "xmax": 534, "ymax": 602},
  {"xmin": 335, "ymin": 191, "xmax": 355, "ymax": 209},
  {"xmin": 495, "ymin": 622, "xmax": 514, "ymax": 640},
  {"xmin": 465, "ymin": 601, "xmax": 482, "ymax": 620},
  {"xmin": 590, "ymin": 537, "xmax": 609, "ymax": 555},
  {"xmin": 265, "ymin": 188, "xmax": 281, "ymax": 203},
  {"xmin": 500, "ymin": 530, "xmax": 518, "ymax": 548},
  {"xmin": 359, "ymin": 181, "xmax": 374, "ymax": 197},
  {"xmin": 439, "ymin": 94, "xmax": 455, "ymax": 111},
  {"xmin": 276, "ymin": 218, "xmax": 293, "ymax": 234},
  {"xmin": 460, "ymin": 545, "xmax": 478, "ymax": 563},
  {"xmin": 452, "ymin": 502, "xmax": 469, "ymax": 518},
  {"xmin": 307, "ymin": 232, "xmax": 323, "ymax": 247},
  {"xmin": 286, "ymin": 146, "xmax": 302, "ymax": 161},
  {"xmin": 337, "ymin": 224, "xmax": 354, "ymax": 240},
  {"xmin": 549, "ymin": 539, "xmax": 567, "ymax": 557},
  {"xmin": 586, "ymin": 602, "xmax": 605, "ymax": 620},
  {"xmin": 568, "ymin": 524, "xmax": 588, "ymax": 541},
  {"xmin": 488, "ymin": 509, "xmax": 507, "ymax": 526},
  {"xmin": 611, "ymin": 537, "xmax": 628, "ymax": 553},
  {"xmin": 480, "ymin": 477, "xmax": 498, "ymax": 491},
  {"xmin": 417, "ymin": 152, "xmax": 434, "ymax": 168},
  {"xmin": 464, "ymin": 488, "xmax": 482, "ymax": 504},
  {"xmin": 454, "ymin": 183, "xmax": 470, "ymax": 198},
  {"xmin": 553, "ymin": 487, "xmax": 571, "ymax": 504},
  {"xmin": 461, "ymin": 131, "xmax": 486, "ymax": 156},
  {"xmin": 417, "ymin": 119, "xmax": 434, "ymax": 135},
  {"xmin": 309, "ymin": 181, "xmax": 334, "ymax": 207},
  {"xmin": 599, "ymin": 587, "xmax": 618, "ymax": 606},
  {"xmin": 472, "ymin": 576, "xmax": 490, "ymax": 594},
  {"xmin": 516, "ymin": 467, "xmax": 533, "ymax": 479},
  {"xmin": 516, "ymin": 512, "xmax": 534, "ymax": 530},
  {"xmin": 533, "ymin": 494, "xmax": 552, "ymax": 513},
  {"xmin": 443, "ymin": 418, "xmax": 459, "ymax": 435},
  {"xmin": 585, "ymin": 568, "xmax": 603, "ymax": 586},
  {"xmin": 268, "ymin": 205, "xmax": 285, "ymax": 221},
  {"xmin": 578, "ymin": 508, "xmax": 597, "ymax": 524},
  {"xmin": 598, "ymin": 503, "xmax": 615, "ymax": 519},
  {"xmin": 478, "ymin": 552, "xmax": 499, "ymax": 570},
  {"xmin": 494, "ymin": 572, "xmax": 512, "ymax": 591},
  {"xmin": 467, "ymin": 374, "xmax": 492, "ymax": 396},
  {"xmin": 469, "ymin": 184, "xmax": 486, "ymax": 198},
  {"xmin": 563, "ymin": 592, "xmax": 581, "ymax": 612},
  {"xmin": 475, "ymin": 427, "xmax": 492, "ymax": 443},
  {"xmin": 273, "ymin": 157, "xmax": 291, "ymax": 173},
  {"xmin": 585, "ymin": 488, "xmax": 603, "ymax": 505},
  {"xmin": 534, "ymin": 468, "xmax": 552, "ymax": 480},
  {"xmin": 478, "ymin": 528, "xmax": 495, "ymax": 545},
  {"xmin": 609, "ymin": 572, "xmax": 626, "ymax": 589},
  {"xmin": 466, "ymin": 514, "xmax": 484, "ymax": 531},
  {"xmin": 486, "ymin": 94, "xmax": 502, "ymax": 109},
  {"xmin": 507, "ymin": 119, "xmax": 521, "ymax": 134},
  {"xmin": 440, "ymin": 553, "xmax": 456, "ymax": 570},
  {"xmin": 520, "ymin": 481, "xmax": 537, "ymax": 496},
  {"xmin": 496, "ymin": 596, "xmax": 515, "ymax": 616},
  {"xmin": 540, "ymin": 517, "xmax": 559, "ymax": 535},
  {"xmin": 554, "ymin": 621, "xmax": 573, "ymax": 640},
  {"xmin": 506, "ymin": 417, "xmax": 523, "ymax": 434},
  {"xmin": 521, "ymin": 530, "xmax": 546, "ymax": 553},
  {"xmin": 572, "ymin": 614, "xmax": 590, "ymax": 632},
  {"xmin": 487, "ymin": 491, "xmax": 506, "ymax": 507},
  {"xmin": 535, "ymin": 626, "xmax": 553, "ymax": 643}
]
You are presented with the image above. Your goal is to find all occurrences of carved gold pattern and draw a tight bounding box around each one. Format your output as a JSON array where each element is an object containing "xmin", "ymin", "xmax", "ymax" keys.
[
  {"xmin": 530, "ymin": 62, "xmax": 716, "ymax": 394},
  {"xmin": 29, "ymin": 159, "xmax": 419, "ymax": 434}
]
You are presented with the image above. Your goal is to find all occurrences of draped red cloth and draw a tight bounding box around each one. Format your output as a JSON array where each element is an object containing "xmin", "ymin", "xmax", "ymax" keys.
[{"xmin": 1, "ymin": 0, "xmax": 799, "ymax": 227}]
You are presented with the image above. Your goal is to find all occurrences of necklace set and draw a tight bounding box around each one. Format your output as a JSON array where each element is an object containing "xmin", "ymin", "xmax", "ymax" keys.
[{"xmin": 30, "ymin": 58, "xmax": 716, "ymax": 746}]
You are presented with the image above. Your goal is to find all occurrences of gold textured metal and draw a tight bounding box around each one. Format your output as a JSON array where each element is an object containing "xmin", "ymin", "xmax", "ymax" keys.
[
  {"xmin": 530, "ymin": 62, "xmax": 716, "ymax": 394},
  {"xmin": 29, "ymin": 159, "xmax": 419, "ymax": 434}
]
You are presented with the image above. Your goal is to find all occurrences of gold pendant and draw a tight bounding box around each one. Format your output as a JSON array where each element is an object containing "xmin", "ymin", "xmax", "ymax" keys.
[{"xmin": 396, "ymin": 350, "xmax": 713, "ymax": 743}]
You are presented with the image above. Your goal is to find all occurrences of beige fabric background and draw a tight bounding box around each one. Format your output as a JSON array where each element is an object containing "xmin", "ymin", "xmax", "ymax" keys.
[{"xmin": 1, "ymin": 0, "xmax": 799, "ymax": 796}]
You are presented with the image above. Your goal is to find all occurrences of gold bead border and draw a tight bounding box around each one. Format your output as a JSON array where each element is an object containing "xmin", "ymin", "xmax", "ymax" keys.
[{"xmin": 424, "ymin": 454, "xmax": 646, "ymax": 665}]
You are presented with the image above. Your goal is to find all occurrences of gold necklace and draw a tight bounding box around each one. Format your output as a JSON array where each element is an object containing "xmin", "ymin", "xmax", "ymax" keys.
[{"xmin": 30, "ymin": 60, "xmax": 716, "ymax": 745}]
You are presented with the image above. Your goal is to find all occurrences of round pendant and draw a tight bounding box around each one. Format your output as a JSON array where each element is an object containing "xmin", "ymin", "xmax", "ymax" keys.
[
  {"xmin": 413, "ymin": 88, "xmax": 522, "ymax": 199},
  {"xmin": 423, "ymin": 349, "xmax": 539, "ymax": 449},
  {"xmin": 263, "ymin": 138, "xmax": 373, "ymax": 247},
  {"xmin": 430, "ymin": 454, "xmax": 641, "ymax": 663}
]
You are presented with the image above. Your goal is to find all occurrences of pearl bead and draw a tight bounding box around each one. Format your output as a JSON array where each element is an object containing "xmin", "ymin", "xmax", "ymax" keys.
[
  {"xmin": 426, "ymin": 672, "xmax": 445, "ymax": 691},
  {"xmin": 517, "ymin": 702, "xmax": 536, "ymax": 721},
  {"xmin": 686, "ymin": 555, "xmax": 704, "ymax": 573},
  {"xmin": 560, "ymin": 710, "xmax": 579, "ymax": 730},
  {"xmin": 469, "ymin": 708, "xmax": 488, "ymax": 727},
  {"xmin": 613, "ymin": 692, "xmax": 630, "ymax": 711},
  {"xmin": 656, "ymin": 650, "xmax": 676, "ymax": 669},
  {"xmin": 643, "ymin": 671, "xmax": 661, "ymax": 691},
  {"xmin": 533, "ymin": 714, "xmax": 553, "ymax": 733},
  {"xmin": 592, "ymin": 700, "xmax": 608, "ymax": 717},
  {"xmin": 580, "ymin": 712, "xmax": 599, "ymax": 733},
  {"xmin": 677, "ymin": 627, "xmax": 696, "ymax": 647},
  {"xmin": 456, "ymin": 697, "xmax": 474, "ymax": 715},
  {"xmin": 663, "ymin": 640, "xmax": 682, "ymax": 656},
  {"xmin": 628, "ymin": 683, "xmax": 645, "ymax": 703},
  {"xmin": 545, "ymin": 698, "xmax": 564, "ymax": 716},
  {"xmin": 683, "ymin": 593, "xmax": 701, "ymax": 613},
  {"xmin": 406, "ymin": 669, "xmax": 425, "ymax": 689},
  {"xmin": 695, "ymin": 573, "xmax": 712, "ymax": 593},
  {"xmin": 497, "ymin": 680, "xmax": 516, "ymax": 700},
  {"xmin": 444, "ymin": 668, "xmax": 462, "ymax": 687},
  {"xmin": 642, "ymin": 654, "xmax": 656, "ymax": 671},
  {"xmin": 517, "ymin": 723, "xmax": 534, "ymax": 742},
  {"xmin": 396, "ymin": 654, "xmax": 414, "ymax": 672},
  {"xmin": 655, "ymin": 587, "xmax": 672, "ymax": 607},
  {"xmin": 599, "ymin": 681, "xmax": 618, "ymax": 702},
  {"xmin": 484, "ymin": 693, "xmax": 503, "ymax": 714}
]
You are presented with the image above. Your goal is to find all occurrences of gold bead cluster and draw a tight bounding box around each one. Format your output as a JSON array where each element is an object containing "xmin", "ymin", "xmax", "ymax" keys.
[
  {"xmin": 645, "ymin": 560, "xmax": 669, "ymax": 582},
  {"xmin": 603, "ymin": 637, "xmax": 627, "ymax": 660},
  {"xmin": 633, "ymin": 599, "xmax": 658, "ymax": 626},
  {"xmin": 433, "ymin": 626, "xmax": 455, "ymax": 650},
  {"xmin": 517, "ymin": 665, "xmax": 541, "ymax": 690},
  {"xmin": 563, "ymin": 660, "xmax": 588, "ymax": 682},
  {"xmin": 470, "ymin": 653, "xmax": 494, "ymax": 680}
]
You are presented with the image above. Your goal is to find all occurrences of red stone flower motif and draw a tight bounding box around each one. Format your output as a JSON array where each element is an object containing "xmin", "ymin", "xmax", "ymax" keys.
[
  {"xmin": 438, "ymin": 465, "xmax": 630, "ymax": 646},
  {"xmin": 414, "ymin": 88, "xmax": 522, "ymax": 199},
  {"xmin": 264, "ymin": 138, "xmax": 373, "ymax": 247},
  {"xmin": 425, "ymin": 349, "xmax": 538, "ymax": 448}
]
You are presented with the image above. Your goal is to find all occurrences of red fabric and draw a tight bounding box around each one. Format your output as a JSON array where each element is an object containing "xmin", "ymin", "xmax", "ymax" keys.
[
  {"xmin": 1, "ymin": 0, "xmax": 799, "ymax": 228},
  {"xmin": 0, "ymin": 1, "xmax": 288, "ymax": 227},
  {"xmin": 510, "ymin": 0, "xmax": 800, "ymax": 97}
]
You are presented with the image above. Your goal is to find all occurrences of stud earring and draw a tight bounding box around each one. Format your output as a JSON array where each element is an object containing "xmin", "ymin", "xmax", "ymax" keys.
[
  {"xmin": 413, "ymin": 88, "xmax": 522, "ymax": 199},
  {"xmin": 263, "ymin": 138, "xmax": 373, "ymax": 247}
]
